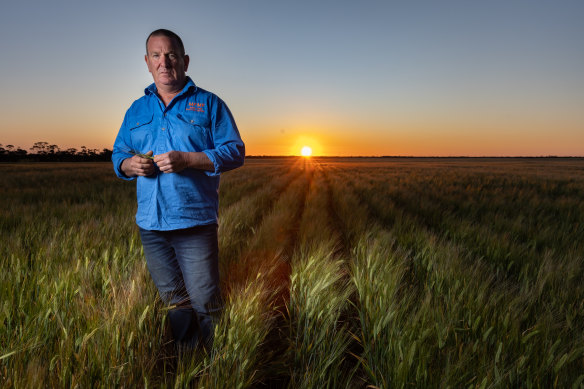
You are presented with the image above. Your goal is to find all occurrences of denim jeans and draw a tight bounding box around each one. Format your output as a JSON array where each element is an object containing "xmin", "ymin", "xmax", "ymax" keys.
[{"xmin": 139, "ymin": 224, "xmax": 222, "ymax": 347}]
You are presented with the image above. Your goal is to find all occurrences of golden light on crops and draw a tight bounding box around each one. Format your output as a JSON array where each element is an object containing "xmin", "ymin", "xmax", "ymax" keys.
[{"xmin": 301, "ymin": 146, "xmax": 312, "ymax": 157}]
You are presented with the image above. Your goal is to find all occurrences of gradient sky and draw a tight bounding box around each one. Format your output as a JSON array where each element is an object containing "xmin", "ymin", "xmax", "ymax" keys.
[{"xmin": 1, "ymin": 0, "xmax": 582, "ymax": 156}]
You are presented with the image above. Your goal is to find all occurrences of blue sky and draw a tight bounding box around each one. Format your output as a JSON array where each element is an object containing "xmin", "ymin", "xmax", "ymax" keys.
[{"xmin": 1, "ymin": 0, "xmax": 582, "ymax": 155}]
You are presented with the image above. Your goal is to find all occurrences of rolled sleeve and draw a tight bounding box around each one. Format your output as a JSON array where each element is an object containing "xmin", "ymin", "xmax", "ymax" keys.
[
  {"xmin": 112, "ymin": 115, "xmax": 136, "ymax": 181},
  {"xmin": 112, "ymin": 157, "xmax": 135, "ymax": 181},
  {"xmin": 203, "ymin": 98, "xmax": 245, "ymax": 176},
  {"xmin": 203, "ymin": 142, "xmax": 245, "ymax": 176}
]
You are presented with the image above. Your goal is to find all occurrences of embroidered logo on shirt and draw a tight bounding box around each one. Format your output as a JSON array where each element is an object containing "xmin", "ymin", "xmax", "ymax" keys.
[{"xmin": 187, "ymin": 102, "xmax": 205, "ymax": 112}]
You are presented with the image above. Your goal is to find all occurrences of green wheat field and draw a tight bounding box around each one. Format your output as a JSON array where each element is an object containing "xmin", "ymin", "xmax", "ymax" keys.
[{"xmin": 1, "ymin": 158, "xmax": 583, "ymax": 388}]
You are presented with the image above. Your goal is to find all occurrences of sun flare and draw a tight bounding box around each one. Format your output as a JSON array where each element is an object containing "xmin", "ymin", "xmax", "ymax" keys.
[{"xmin": 301, "ymin": 146, "xmax": 312, "ymax": 157}]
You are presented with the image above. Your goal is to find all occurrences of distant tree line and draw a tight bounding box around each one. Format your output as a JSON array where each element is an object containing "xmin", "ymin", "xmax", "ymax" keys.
[{"xmin": 0, "ymin": 142, "xmax": 112, "ymax": 162}]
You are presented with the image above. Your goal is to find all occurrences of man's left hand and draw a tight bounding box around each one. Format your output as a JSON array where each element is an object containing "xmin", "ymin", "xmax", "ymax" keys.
[{"xmin": 154, "ymin": 151, "xmax": 190, "ymax": 173}]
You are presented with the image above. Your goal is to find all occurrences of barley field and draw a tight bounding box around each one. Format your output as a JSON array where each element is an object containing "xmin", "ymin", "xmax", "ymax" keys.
[{"xmin": 1, "ymin": 158, "xmax": 583, "ymax": 388}]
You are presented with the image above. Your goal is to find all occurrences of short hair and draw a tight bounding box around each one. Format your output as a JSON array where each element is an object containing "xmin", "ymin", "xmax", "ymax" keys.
[{"xmin": 146, "ymin": 29, "xmax": 185, "ymax": 56}]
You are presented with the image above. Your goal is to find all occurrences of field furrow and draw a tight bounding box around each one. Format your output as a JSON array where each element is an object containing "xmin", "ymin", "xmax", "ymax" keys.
[
  {"xmin": 217, "ymin": 159, "xmax": 305, "ymax": 268},
  {"xmin": 324, "ymin": 160, "xmax": 584, "ymax": 387},
  {"xmin": 219, "ymin": 159, "xmax": 290, "ymax": 209},
  {"xmin": 205, "ymin": 160, "xmax": 313, "ymax": 388},
  {"xmin": 1, "ymin": 159, "xmax": 582, "ymax": 388},
  {"xmin": 285, "ymin": 162, "xmax": 356, "ymax": 388}
]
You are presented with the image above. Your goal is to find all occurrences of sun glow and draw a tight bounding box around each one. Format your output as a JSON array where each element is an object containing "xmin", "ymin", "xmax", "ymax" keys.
[{"xmin": 290, "ymin": 135, "xmax": 321, "ymax": 156}]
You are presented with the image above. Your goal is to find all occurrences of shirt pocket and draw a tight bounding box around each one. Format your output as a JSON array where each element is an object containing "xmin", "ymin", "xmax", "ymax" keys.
[
  {"xmin": 128, "ymin": 114, "xmax": 154, "ymax": 151},
  {"xmin": 176, "ymin": 113, "xmax": 213, "ymax": 150}
]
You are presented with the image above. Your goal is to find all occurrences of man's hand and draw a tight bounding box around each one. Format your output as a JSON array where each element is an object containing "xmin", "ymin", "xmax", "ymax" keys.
[
  {"xmin": 121, "ymin": 151, "xmax": 155, "ymax": 177},
  {"xmin": 154, "ymin": 151, "xmax": 190, "ymax": 173},
  {"xmin": 154, "ymin": 151, "xmax": 214, "ymax": 173}
]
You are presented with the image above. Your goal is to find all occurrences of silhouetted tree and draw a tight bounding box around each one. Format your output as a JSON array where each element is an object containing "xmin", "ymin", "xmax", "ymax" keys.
[
  {"xmin": 1, "ymin": 142, "xmax": 113, "ymax": 162},
  {"xmin": 31, "ymin": 141, "xmax": 49, "ymax": 155},
  {"xmin": 100, "ymin": 148, "xmax": 113, "ymax": 160}
]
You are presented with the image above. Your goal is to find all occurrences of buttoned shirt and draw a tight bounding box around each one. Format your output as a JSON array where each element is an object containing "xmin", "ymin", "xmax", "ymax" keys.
[{"xmin": 112, "ymin": 77, "xmax": 245, "ymax": 230}]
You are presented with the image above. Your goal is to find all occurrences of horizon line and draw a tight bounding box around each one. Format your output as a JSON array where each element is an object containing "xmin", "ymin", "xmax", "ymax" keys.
[{"xmin": 246, "ymin": 155, "xmax": 584, "ymax": 159}]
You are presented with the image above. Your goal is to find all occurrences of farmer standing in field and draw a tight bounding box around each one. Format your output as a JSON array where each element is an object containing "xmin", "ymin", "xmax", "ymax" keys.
[{"xmin": 112, "ymin": 29, "xmax": 245, "ymax": 350}]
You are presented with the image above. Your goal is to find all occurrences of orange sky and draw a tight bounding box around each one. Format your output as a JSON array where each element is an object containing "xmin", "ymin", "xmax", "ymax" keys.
[{"xmin": 1, "ymin": 2, "xmax": 583, "ymax": 156}]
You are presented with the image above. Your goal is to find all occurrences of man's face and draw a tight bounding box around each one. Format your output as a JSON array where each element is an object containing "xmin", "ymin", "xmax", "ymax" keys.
[{"xmin": 145, "ymin": 35, "xmax": 190, "ymax": 91}]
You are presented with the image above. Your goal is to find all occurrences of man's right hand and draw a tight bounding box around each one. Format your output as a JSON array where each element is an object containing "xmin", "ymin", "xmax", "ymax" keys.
[{"xmin": 121, "ymin": 151, "xmax": 155, "ymax": 177}]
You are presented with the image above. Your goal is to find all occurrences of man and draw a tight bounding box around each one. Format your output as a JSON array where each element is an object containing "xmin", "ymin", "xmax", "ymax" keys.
[{"xmin": 112, "ymin": 29, "xmax": 245, "ymax": 349}]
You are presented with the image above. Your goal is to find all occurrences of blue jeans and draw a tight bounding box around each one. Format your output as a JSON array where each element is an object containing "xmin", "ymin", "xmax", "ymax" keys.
[{"xmin": 139, "ymin": 224, "xmax": 221, "ymax": 347}]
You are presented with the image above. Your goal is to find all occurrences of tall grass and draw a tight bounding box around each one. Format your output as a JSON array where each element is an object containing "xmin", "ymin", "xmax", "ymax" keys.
[
  {"xmin": 218, "ymin": 160, "xmax": 302, "ymax": 270},
  {"xmin": 351, "ymin": 235, "xmax": 428, "ymax": 388},
  {"xmin": 201, "ymin": 273, "xmax": 278, "ymax": 389},
  {"xmin": 328, "ymin": 158, "xmax": 584, "ymax": 387},
  {"xmin": 0, "ymin": 164, "xmax": 164, "ymax": 387},
  {"xmin": 288, "ymin": 246, "xmax": 353, "ymax": 388},
  {"xmin": 197, "ymin": 158, "xmax": 310, "ymax": 387},
  {"xmin": 286, "ymin": 168, "xmax": 354, "ymax": 388},
  {"xmin": 1, "ymin": 158, "xmax": 583, "ymax": 387}
]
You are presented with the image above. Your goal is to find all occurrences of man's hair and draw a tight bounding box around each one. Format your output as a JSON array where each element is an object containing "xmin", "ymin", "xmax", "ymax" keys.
[{"xmin": 146, "ymin": 29, "xmax": 185, "ymax": 56}]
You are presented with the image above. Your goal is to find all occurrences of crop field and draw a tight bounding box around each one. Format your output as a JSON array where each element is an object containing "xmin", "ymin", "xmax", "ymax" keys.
[{"xmin": 1, "ymin": 158, "xmax": 583, "ymax": 388}]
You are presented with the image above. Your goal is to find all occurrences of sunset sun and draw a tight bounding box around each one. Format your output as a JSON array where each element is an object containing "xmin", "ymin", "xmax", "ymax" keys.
[{"xmin": 301, "ymin": 146, "xmax": 312, "ymax": 157}]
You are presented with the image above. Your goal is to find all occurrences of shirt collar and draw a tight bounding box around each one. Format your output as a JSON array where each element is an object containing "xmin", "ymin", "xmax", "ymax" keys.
[{"xmin": 144, "ymin": 77, "xmax": 197, "ymax": 97}]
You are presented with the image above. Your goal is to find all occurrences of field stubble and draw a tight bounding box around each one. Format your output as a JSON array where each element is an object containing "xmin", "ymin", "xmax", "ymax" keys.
[{"xmin": 0, "ymin": 158, "xmax": 583, "ymax": 388}]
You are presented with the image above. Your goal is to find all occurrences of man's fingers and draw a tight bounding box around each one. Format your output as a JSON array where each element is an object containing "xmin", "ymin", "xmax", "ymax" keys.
[
  {"xmin": 134, "ymin": 162, "xmax": 151, "ymax": 170},
  {"xmin": 146, "ymin": 151, "xmax": 185, "ymax": 174},
  {"xmin": 153, "ymin": 154, "xmax": 166, "ymax": 164},
  {"xmin": 136, "ymin": 167, "xmax": 155, "ymax": 176},
  {"xmin": 130, "ymin": 155, "xmax": 155, "ymax": 176}
]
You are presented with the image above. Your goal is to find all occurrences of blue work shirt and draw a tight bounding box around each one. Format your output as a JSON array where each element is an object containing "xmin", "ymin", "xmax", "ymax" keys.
[{"xmin": 112, "ymin": 77, "xmax": 245, "ymax": 231}]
